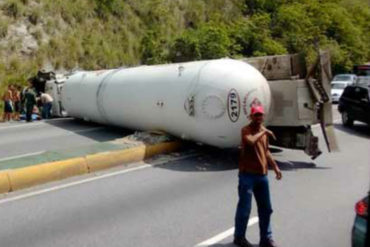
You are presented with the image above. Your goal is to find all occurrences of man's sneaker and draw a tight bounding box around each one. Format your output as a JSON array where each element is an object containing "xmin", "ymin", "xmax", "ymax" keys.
[
  {"xmin": 259, "ymin": 238, "xmax": 278, "ymax": 247},
  {"xmin": 233, "ymin": 237, "xmax": 253, "ymax": 247}
]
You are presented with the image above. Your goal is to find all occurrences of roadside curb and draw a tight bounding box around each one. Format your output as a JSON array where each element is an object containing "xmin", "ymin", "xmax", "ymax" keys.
[{"xmin": 0, "ymin": 141, "xmax": 182, "ymax": 194}]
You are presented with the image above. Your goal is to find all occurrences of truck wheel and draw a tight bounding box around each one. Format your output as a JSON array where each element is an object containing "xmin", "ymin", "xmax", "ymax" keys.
[{"xmin": 342, "ymin": 111, "xmax": 354, "ymax": 127}]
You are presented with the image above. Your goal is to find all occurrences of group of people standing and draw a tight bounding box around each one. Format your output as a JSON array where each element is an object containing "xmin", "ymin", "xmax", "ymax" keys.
[
  {"xmin": 2, "ymin": 78, "xmax": 53, "ymax": 122},
  {"xmin": 2, "ymin": 84, "xmax": 22, "ymax": 122}
]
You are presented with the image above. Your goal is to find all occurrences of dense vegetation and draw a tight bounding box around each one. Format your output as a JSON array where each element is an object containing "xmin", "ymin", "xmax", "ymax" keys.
[{"xmin": 0, "ymin": 0, "xmax": 369, "ymax": 95}]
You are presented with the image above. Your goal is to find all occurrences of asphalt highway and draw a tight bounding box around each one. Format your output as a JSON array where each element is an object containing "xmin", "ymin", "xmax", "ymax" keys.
[
  {"xmin": 0, "ymin": 108, "xmax": 368, "ymax": 247},
  {"xmin": 0, "ymin": 118, "xmax": 131, "ymax": 160}
]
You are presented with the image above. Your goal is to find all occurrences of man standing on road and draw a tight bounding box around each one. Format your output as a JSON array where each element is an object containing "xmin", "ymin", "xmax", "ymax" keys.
[
  {"xmin": 24, "ymin": 79, "xmax": 37, "ymax": 122},
  {"xmin": 234, "ymin": 105, "xmax": 282, "ymax": 247},
  {"xmin": 40, "ymin": 92, "xmax": 53, "ymax": 119},
  {"xmin": 2, "ymin": 84, "xmax": 13, "ymax": 122}
]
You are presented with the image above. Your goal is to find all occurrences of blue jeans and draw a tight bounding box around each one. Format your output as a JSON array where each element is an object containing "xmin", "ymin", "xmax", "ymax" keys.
[
  {"xmin": 234, "ymin": 173, "xmax": 273, "ymax": 242},
  {"xmin": 42, "ymin": 102, "xmax": 52, "ymax": 119}
]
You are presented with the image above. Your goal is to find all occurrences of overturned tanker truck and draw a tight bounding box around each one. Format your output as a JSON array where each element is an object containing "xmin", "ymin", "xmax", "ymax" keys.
[{"xmin": 39, "ymin": 52, "xmax": 336, "ymax": 159}]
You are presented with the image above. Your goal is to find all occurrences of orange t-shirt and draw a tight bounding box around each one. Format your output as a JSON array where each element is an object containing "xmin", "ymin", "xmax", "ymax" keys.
[{"xmin": 239, "ymin": 125, "xmax": 269, "ymax": 175}]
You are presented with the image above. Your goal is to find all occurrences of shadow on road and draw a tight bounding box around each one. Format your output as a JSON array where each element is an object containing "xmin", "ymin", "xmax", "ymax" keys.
[
  {"xmin": 156, "ymin": 145, "xmax": 239, "ymax": 172},
  {"xmin": 44, "ymin": 118, "xmax": 133, "ymax": 142},
  {"xmin": 207, "ymin": 243, "xmax": 259, "ymax": 247},
  {"xmin": 157, "ymin": 145, "xmax": 330, "ymax": 172},
  {"xmin": 333, "ymin": 123, "xmax": 370, "ymax": 138},
  {"xmin": 275, "ymin": 160, "xmax": 331, "ymax": 171}
]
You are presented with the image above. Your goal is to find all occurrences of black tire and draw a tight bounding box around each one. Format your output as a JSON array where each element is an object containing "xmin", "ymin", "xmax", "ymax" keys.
[{"xmin": 342, "ymin": 110, "xmax": 354, "ymax": 127}]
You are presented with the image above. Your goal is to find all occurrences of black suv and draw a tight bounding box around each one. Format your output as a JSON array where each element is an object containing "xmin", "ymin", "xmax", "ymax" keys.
[{"xmin": 338, "ymin": 85, "xmax": 370, "ymax": 126}]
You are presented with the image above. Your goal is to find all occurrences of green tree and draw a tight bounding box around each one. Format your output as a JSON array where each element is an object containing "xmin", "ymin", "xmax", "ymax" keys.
[
  {"xmin": 230, "ymin": 15, "xmax": 287, "ymax": 57},
  {"xmin": 140, "ymin": 29, "xmax": 169, "ymax": 64},
  {"xmin": 197, "ymin": 24, "xmax": 232, "ymax": 59},
  {"xmin": 94, "ymin": 0, "xmax": 125, "ymax": 19},
  {"xmin": 169, "ymin": 33, "xmax": 201, "ymax": 62}
]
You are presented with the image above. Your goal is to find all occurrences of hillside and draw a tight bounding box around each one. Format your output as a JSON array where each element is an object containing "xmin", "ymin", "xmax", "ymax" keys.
[{"xmin": 0, "ymin": 0, "xmax": 369, "ymax": 94}]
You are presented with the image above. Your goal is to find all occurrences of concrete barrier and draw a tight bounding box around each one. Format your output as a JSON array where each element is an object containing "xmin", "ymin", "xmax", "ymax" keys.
[
  {"xmin": 0, "ymin": 171, "xmax": 10, "ymax": 194},
  {"xmin": 1, "ymin": 141, "xmax": 181, "ymax": 194},
  {"xmin": 8, "ymin": 157, "xmax": 88, "ymax": 191},
  {"xmin": 86, "ymin": 146, "xmax": 146, "ymax": 172}
]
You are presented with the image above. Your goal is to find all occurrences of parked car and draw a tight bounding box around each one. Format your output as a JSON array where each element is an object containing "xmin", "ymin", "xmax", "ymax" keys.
[
  {"xmin": 331, "ymin": 74, "xmax": 357, "ymax": 103},
  {"xmin": 352, "ymin": 194, "xmax": 368, "ymax": 247},
  {"xmin": 331, "ymin": 81, "xmax": 349, "ymax": 103},
  {"xmin": 332, "ymin": 74, "xmax": 357, "ymax": 84},
  {"xmin": 338, "ymin": 85, "xmax": 370, "ymax": 126}
]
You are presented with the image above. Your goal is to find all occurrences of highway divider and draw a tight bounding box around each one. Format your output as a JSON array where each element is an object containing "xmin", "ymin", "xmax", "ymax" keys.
[{"xmin": 0, "ymin": 141, "xmax": 182, "ymax": 194}]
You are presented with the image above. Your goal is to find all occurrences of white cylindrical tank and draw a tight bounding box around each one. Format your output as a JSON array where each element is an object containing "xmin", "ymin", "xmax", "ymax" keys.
[{"xmin": 61, "ymin": 59, "xmax": 271, "ymax": 148}]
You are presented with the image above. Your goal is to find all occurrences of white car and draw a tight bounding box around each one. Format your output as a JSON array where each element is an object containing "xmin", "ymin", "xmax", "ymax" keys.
[
  {"xmin": 332, "ymin": 74, "xmax": 357, "ymax": 84},
  {"xmin": 331, "ymin": 74, "xmax": 357, "ymax": 103},
  {"xmin": 331, "ymin": 81, "xmax": 350, "ymax": 103}
]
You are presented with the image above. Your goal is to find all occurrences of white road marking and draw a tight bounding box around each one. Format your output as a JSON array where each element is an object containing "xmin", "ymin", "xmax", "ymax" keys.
[
  {"xmin": 0, "ymin": 151, "xmax": 46, "ymax": 162},
  {"xmin": 0, "ymin": 128, "xmax": 103, "ymax": 162},
  {"xmin": 195, "ymin": 217, "xmax": 259, "ymax": 247},
  {"xmin": 0, "ymin": 164, "xmax": 152, "ymax": 205},
  {"xmin": 0, "ymin": 153, "xmax": 199, "ymax": 205},
  {"xmin": 0, "ymin": 118, "xmax": 73, "ymax": 130},
  {"xmin": 0, "ymin": 123, "xmax": 105, "ymax": 136},
  {"xmin": 0, "ymin": 122, "xmax": 44, "ymax": 130}
]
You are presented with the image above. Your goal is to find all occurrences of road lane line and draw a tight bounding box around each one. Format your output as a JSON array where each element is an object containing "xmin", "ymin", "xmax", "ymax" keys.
[
  {"xmin": 0, "ymin": 124, "xmax": 105, "ymax": 138},
  {"xmin": 0, "ymin": 164, "xmax": 152, "ymax": 205},
  {"xmin": 0, "ymin": 153, "xmax": 199, "ymax": 205},
  {"xmin": 0, "ymin": 118, "xmax": 74, "ymax": 130},
  {"xmin": 0, "ymin": 122, "xmax": 45, "ymax": 130},
  {"xmin": 195, "ymin": 217, "xmax": 259, "ymax": 247},
  {"xmin": 0, "ymin": 151, "xmax": 46, "ymax": 162}
]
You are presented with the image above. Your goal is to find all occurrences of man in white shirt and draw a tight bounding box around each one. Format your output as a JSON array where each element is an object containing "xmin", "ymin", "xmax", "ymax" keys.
[{"xmin": 40, "ymin": 93, "xmax": 53, "ymax": 119}]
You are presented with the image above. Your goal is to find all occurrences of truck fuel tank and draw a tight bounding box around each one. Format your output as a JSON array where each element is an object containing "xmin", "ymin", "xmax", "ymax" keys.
[{"xmin": 61, "ymin": 59, "xmax": 271, "ymax": 148}]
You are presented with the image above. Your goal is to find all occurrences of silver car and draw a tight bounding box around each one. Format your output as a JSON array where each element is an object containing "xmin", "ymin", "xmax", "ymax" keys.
[
  {"xmin": 331, "ymin": 74, "xmax": 357, "ymax": 103},
  {"xmin": 332, "ymin": 74, "xmax": 357, "ymax": 84}
]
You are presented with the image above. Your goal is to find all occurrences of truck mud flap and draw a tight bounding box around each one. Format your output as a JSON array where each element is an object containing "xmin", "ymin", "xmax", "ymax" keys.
[{"xmin": 268, "ymin": 126, "xmax": 321, "ymax": 159}]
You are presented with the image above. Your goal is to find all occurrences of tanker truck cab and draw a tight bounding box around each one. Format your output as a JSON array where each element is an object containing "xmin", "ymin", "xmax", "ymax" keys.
[
  {"xmin": 44, "ymin": 74, "xmax": 67, "ymax": 117},
  {"xmin": 242, "ymin": 52, "xmax": 337, "ymax": 158},
  {"xmin": 31, "ymin": 70, "xmax": 67, "ymax": 118}
]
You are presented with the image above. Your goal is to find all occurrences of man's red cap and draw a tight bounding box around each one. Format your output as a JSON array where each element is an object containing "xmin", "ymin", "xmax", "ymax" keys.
[{"xmin": 250, "ymin": 105, "xmax": 265, "ymax": 115}]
